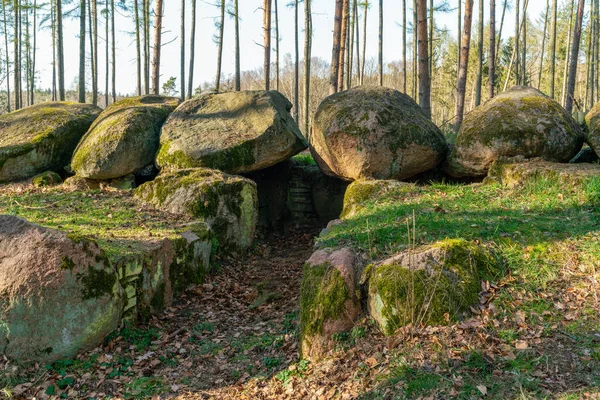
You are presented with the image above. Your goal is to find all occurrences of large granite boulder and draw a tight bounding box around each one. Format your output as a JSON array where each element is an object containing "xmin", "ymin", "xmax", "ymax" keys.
[
  {"xmin": 0, "ymin": 102, "xmax": 101, "ymax": 183},
  {"xmin": 446, "ymin": 86, "xmax": 585, "ymax": 178},
  {"xmin": 585, "ymin": 101, "xmax": 600, "ymax": 158},
  {"xmin": 156, "ymin": 91, "xmax": 307, "ymax": 174},
  {"xmin": 71, "ymin": 95, "xmax": 180, "ymax": 180},
  {"xmin": 310, "ymin": 86, "xmax": 448, "ymax": 181},
  {"xmin": 365, "ymin": 239, "xmax": 499, "ymax": 335},
  {"xmin": 0, "ymin": 215, "xmax": 123, "ymax": 362},
  {"xmin": 135, "ymin": 168, "xmax": 258, "ymax": 252}
]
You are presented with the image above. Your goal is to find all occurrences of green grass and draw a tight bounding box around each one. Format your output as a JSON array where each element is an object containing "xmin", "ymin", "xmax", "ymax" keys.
[
  {"xmin": 291, "ymin": 152, "xmax": 317, "ymax": 166},
  {"xmin": 319, "ymin": 176, "xmax": 600, "ymax": 290}
]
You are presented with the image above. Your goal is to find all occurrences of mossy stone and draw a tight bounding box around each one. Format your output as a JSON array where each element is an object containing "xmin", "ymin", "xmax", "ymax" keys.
[
  {"xmin": 342, "ymin": 179, "xmax": 416, "ymax": 219},
  {"xmin": 32, "ymin": 171, "xmax": 63, "ymax": 187},
  {"xmin": 310, "ymin": 86, "xmax": 448, "ymax": 181},
  {"xmin": 366, "ymin": 239, "xmax": 501, "ymax": 335},
  {"xmin": 0, "ymin": 102, "xmax": 102, "ymax": 183},
  {"xmin": 72, "ymin": 95, "xmax": 180, "ymax": 180},
  {"xmin": 445, "ymin": 86, "xmax": 585, "ymax": 178},
  {"xmin": 156, "ymin": 90, "xmax": 308, "ymax": 174},
  {"xmin": 585, "ymin": 101, "xmax": 600, "ymax": 158}
]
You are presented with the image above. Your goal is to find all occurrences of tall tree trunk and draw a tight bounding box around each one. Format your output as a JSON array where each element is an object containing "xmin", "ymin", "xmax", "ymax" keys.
[
  {"xmin": 25, "ymin": 0, "xmax": 30, "ymax": 106},
  {"xmin": 457, "ymin": 0, "xmax": 461, "ymax": 80},
  {"xmin": 455, "ymin": 0, "xmax": 474, "ymax": 129},
  {"xmin": 538, "ymin": 0, "xmax": 549, "ymax": 90},
  {"xmin": 275, "ymin": 0, "xmax": 280, "ymax": 91},
  {"xmin": 151, "ymin": 0, "xmax": 163, "ymax": 95},
  {"xmin": 338, "ymin": 0, "xmax": 349, "ymax": 90},
  {"xmin": 180, "ymin": 0, "xmax": 185, "ymax": 100},
  {"xmin": 377, "ymin": 0, "xmax": 383, "ymax": 86},
  {"xmin": 134, "ymin": 0, "xmax": 141, "ymax": 96},
  {"xmin": 489, "ymin": 0, "xmax": 496, "ymax": 98},
  {"xmin": 562, "ymin": 1, "xmax": 575, "ymax": 106},
  {"xmin": 428, "ymin": 0, "xmax": 433, "ymax": 76},
  {"xmin": 105, "ymin": 0, "xmax": 109, "ymax": 105},
  {"xmin": 88, "ymin": 0, "xmax": 98, "ymax": 104},
  {"xmin": 79, "ymin": 0, "xmax": 86, "ymax": 103},
  {"xmin": 475, "ymin": 0, "xmax": 483, "ymax": 105},
  {"xmin": 294, "ymin": 0, "xmax": 299, "ymax": 119},
  {"xmin": 594, "ymin": 0, "xmax": 599, "ymax": 104},
  {"xmin": 360, "ymin": 1, "xmax": 367, "ymax": 85},
  {"xmin": 2, "ymin": 0, "xmax": 10, "ymax": 111},
  {"xmin": 417, "ymin": 0, "xmax": 430, "ymax": 117},
  {"xmin": 304, "ymin": 0, "xmax": 312, "ymax": 136},
  {"xmin": 188, "ymin": 0, "xmax": 197, "ymax": 97},
  {"xmin": 52, "ymin": 0, "xmax": 56, "ymax": 101},
  {"xmin": 110, "ymin": 0, "xmax": 115, "ymax": 101},
  {"xmin": 515, "ymin": 0, "xmax": 519, "ymax": 84},
  {"xmin": 263, "ymin": 0, "xmax": 272, "ymax": 90},
  {"xmin": 143, "ymin": 0, "xmax": 149, "ymax": 94},
  {"xmin": 347, "ymin": 1, "xmax": 354, "ymax": 89},
  {"xmin": 412, "ymin": 0, "xmax": 417, "ymax": 98},
  {"xmin": 57, "ymin": 0, "xmax": 64, "ymax": 101},
  {"xmin": 234, "ymin": 0, "xmax": 240, "ymax": 91},
  {"xmin": 329, "ymin": 0, "xmax": 342, "ymax": 94},
  {"xmin": 565, "ymin": 0, "xmax": 585, "ymax": 113},
  {"xmin": 403, "ymin": 0, "xmax": 407, "ymax": 93},
  {"xmin": 549, "ymin": 0, "xmax": 557, "ymax": 98},
  {"xmin": 495, "ymin": 0, "xmax": 507, "ymax": 64},
  {"xmin": 521, "ymin": 4, "xmax": 526, "ymax": 85},
  {"xmin": 215, "ymin": 0, "xmax": 224, "ymax": 92},
  {"xmin": 31, "ymin": 0, "xmax": 36, "ymax": 105}
]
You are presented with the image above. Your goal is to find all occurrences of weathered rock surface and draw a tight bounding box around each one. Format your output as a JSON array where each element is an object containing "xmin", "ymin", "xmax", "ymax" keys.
[
  {"xmin": 300, "ymin": 247, "xmax": 362, "ymax": 361},
  {"xmin": 135, "ymin": 168, "xmax": 258, "ymax": 252},
  {"xmin": 342, "ymin": 179, "xmax": 415, "ymax": 219},
  {"xmin": 156, "ymin": 91, "xmax": 307, "ymax": 173},
  {"xmin": 310, "ymin": 86, "xmax": 448, "ymax": 181},
  {"xmin": 0, "ymin": 102, "xmax": 102, "ymax": 183},
  {"xmin": 445, "ymin": 86, "xmax": 584, "ymax": 178},
  {"xmin": 0, "ymin": 215, "xmax": 122, "ymax": 362},
  {"xmin": 585, "ymin": 101, "xmax": 600, "ymax": 158},
  {"xmin": 487, "ymin": 157, "xmax": 600, "ymax": 187},
  {"xmin": 72, "ymin": 95, "xmax": 179, "ymax": 180},
  {"xmin": 365, "ymin": 240, "xmax": 499, "ymax": 335}
]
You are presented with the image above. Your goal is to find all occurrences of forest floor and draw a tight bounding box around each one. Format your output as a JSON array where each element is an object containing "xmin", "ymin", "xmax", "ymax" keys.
[{"xmin": 1, "ymin": 174, "xmax": 600, "ymax": 399}]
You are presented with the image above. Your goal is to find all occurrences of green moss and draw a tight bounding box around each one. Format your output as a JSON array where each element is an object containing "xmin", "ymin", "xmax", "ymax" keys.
[
  {"xmin": 32, "ymin": 171, "xmax": 62, "ymax": 187},
  {"xmin": 60, "ymin": 256, "xmax": 76, "ymax": 271},
  {"xmin": 77, "ymin": 265, "xmax": 118, "ymax": 300},
  {"xmin": 342, "ymin": 180, "xmax": 415, "ymax": 218},
  {"xmin": 299, "ymin": 262, "xmax": 349, "ymax": 339},
  {"xmin": 150, "ymin": 282, "xmax": 166, "ymax": 310}
]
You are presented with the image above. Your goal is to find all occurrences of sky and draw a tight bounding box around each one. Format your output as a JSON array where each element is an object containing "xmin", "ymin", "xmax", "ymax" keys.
[{"xmin": 33, "ymin": 0, "xmax": 547, "ymax": 96}]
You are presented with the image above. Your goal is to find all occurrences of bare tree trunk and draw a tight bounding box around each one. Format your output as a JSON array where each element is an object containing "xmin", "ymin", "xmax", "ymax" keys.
[
  {"xmin": 275, "ymin": 0, "xmax": 280, "ymax": 91},
  {"xmin": 105, "ymin": 0, "xmax": 109, "ymax": 105},
  {"xmin": 475, "ymin": 0, "xmax": 483, "ymax": 105},
  {"xmin": 78, "ymin": 0, "xmax": 86, "ymax": 103},
  {"xmin": 2, "ymin": 0, "xmax": 10, "ymax": 111},
  {"xmin": 455, "ymin": 0, "xmax": 474, "ymax": 129},
  {"xmin": 234, "ymin": 0, "xmax": 240, "ymax": 91},
  {"xmin": 378, "ymin": 0, "xmax": 383, "ymax": 86},
  {"xmin": 304, "ymin": 0, "xmax": 312, "ymax": 136},
  {"xmin": 489, "ymin": 0, "xmax": 496, "ymax": 98},
  {"xmin": 417, "ymin": 0, "xmax": 430, "ymax": 117},
  {"xmin": 457, "ymin": 0, "xmax": 461, "ymax": 79},
  {"xmin": 562, "ymin": 1, "xmax": 575, "ymax": 106},
  {"xmin": 549, "ymin": 0, "xmax": 557, "ymax": 98},
  {"xmin": 188, "ymin": 0, "xmax": 197, "ymax": 98},
  {"xmin": 151, "ymin": 0, "xmax": 163, "ymax": 95},
  {"xmin": 329, "ymin": 0, "xmax": 342, "ymax": 94},
  {"xmin": 88, "ymin": 0, "xmax": 98, "ymax": 104},
  {"xmin": 412, "ymin": 0, "xmax": 417, "ymax": 98},
  {"xmin": 143, "ymin": 0, "xmax": 149, "ymax": 94},
  {"xmin": 31, "ymin": 0, "xmax": 36, "ymax": 105},
  {"xmin": 134, "ymin": 0, "xmax": 141, "ymax": 96},
  {"xmin": 111, "ymin": 0, "xmax": 116, "ymax": 101},
  {"xmin": 353, "ymin": 0, "xmax": 360, "ymax": 86},
  {"xmin": 428, "ymin": 0, "xmax": 433, "ymax": 75},
  {"xmin": 495, "ymin": 0, "xmax": 507, "ymax": 65},
  {"xmin": 521, "ymin": 4, "xmax": 526, "ymax": 85},
  {"xmin": 360, "ymin": 1, "xmax": 367, "ymax": 85},
  {"xmin": 347, "ymin": 1, "xmax": 354, "ymax": 89},
  {"xmin": 52, "ymin": 0, "xmax": 56, "ymax": 101},
  {"xmin": 338, "ymin": 0, "xmax": 349, "ymax": 90},
  {"xmin": 515, "ymin": 0, "xmax": 519, "ymax": 84},
  {"xmin": 56, "ymin": 0, "xmax": 64, "ymax": 101},
  {"xmin": 403, "ymin": 0, "xmax": 407, "ymax": 93},
  {"xmin": 565, "ymin": 0, "xmax": 585, "ymax": 113},
  {"xmin": 594, "ymin": 0, "xmax": 599, "ymax": 104},
  {"xmin": 294, "ymin": 0, "xmax": 299, "ymax": 119},
  {"xmin": 538, "ymin": 0, "xmax": 549, "ymax": 90},
  {"xmin": 180, "ymin": 0, "xmax": 185, "ymax": 100},
  {"xmin": 263, "ymin": 0, "xmax": 272, "ymax": 90}
]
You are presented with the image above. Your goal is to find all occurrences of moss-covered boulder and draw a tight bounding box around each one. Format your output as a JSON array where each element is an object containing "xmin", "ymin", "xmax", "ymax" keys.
[
  {"xmin": 134, "ymin": 168, "xmax": 258, "ymax": 252},
  {"xmin": 310, "ymin": 86, "xmax": 448, "ymax": 181},
  {"xmin": 32, "ymin": 171, "xmax": 62, "ymax": 187},
  {"xmin": 0, "ymin": 102, "xmax": 102, "ymax": 183},
  {"xmin": 72, "ymin": 95, "xmax": 180, "ymax": 180},
  {"xmin": 300, "ymin": 248, "xmax": 362, "ymax": 361},
  {"xmin": 365, "ymin": 240, "xmax": 499, "ymax": 335},
  {"xmin": 0, "ymin": 215, "xmax": 123, "ymax": 363},
  {"xmin": 342, "ymin": 179, "xmax": 416, "ymax": 219},
  {"xmin": 585, "ymin": 101, "xmax": 600, "ymax": 158},
  {"xmin": 156, "ymin": 91, "xmax": 307, "ymax": 174},
  {"xmin": 445, "ymin": 86, "xmax": 584, "ymax": 178},
  {"xmin": 487, "ymin": 157, "xmax": 600, "ymax": 187}
]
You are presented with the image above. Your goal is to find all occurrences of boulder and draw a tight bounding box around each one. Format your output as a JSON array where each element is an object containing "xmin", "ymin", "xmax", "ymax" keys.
[
  {"xmin": 32, "ymin": 171, "xmax": 63, "ymax": 187},
  {"xmin": 445, "ymin": 86, "xmax": 584, "ymax": 178},
  {"xmin": 300, "ymin": 248, "xmax": 362, "ymax": 361},
  {"xmin": 310, "ymin": 86, "xmax": 448, "ymax": 181},
  {"xmin": 0, "ymin": 102, "xmax": 102, "ymax": 183},
  {"xmin": 365, "ymin": 239, "xmax": 499, "ymax": 335},
  {"xmin": 585, "ymin": 101, "xmax": 600, "ymax": 158},
  {"xmin": 0, "ymin": 215, "xmax": 123, "ymax": 362},
  {"xmin": 156, "ymin": 91, "xmax": 307, "ymax": 173},
  {"xmin": 72, "ymin": 95, "xmax": 180, "ymax": 180},
  {"xmin": 342, "ymin": 179, "xmax": 416, "ymax": 219},
  {"xmin": 135, "ymin": 168, "xmax": 258, "ymax": 252}
]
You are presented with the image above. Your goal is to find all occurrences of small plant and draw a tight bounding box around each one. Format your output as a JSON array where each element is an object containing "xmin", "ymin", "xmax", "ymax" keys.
[{"xmin": 262, "ymin": 356, "xmax": 282, "ymax": 369}]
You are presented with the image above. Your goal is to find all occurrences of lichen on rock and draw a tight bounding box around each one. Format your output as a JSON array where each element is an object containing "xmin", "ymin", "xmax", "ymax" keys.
[{"xmin": 445, "ymin": 86, "xmax": 585, "ymax": 178}]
